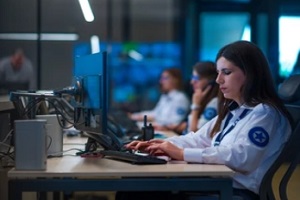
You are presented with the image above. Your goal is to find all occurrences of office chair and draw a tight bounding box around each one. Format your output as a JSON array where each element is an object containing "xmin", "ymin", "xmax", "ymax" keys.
[
  {"xmin": 259, "ymin": 74, "xmax": 300, "ymax": 200},
  {"xmin": 278, "ymin": 74, "xmax": 300, "ymax": 104}
]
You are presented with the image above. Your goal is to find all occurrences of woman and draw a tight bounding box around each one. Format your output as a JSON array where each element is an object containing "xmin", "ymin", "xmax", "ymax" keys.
[
  {"xmin": 156, "ymin": 62, "xmax": 221, "ymax": 134},
  {"xmin": 125, "ymin": 41, "xmax": 292, "ymax": 199},
  {"xmin": 129, "ymin": 67, "xmax": 190, "ymax": 127},
  {"xmin": 188, "ymin": 61, "xmax": 220, "ymax": 132}
]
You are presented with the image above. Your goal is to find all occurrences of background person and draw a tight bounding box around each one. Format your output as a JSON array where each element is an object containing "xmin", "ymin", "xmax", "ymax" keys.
[
  {"xmin": 129, "ymin": 67, "xmax": 190, "ymax": 128},
  {"xmin": 188, "ymin": 61, "xmax": 221, "ymax": 132},
  {"xmin": 0, "ymin": 48, "xmax": 35, "ymax": 93},
  {"xmin": 155, "ymin": 61, "xmax": 221, "ymax": 134},
  {"xmin": 124, "ymin": 40, "xmax": 292, "ymax": 200}
]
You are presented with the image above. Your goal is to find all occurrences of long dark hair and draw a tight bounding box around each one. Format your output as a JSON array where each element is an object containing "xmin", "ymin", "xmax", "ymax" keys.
[
  {"xmin": 210, "ymin": 40, "xmax": 291, "ymax": 137},
  {"xmin": 193, "ymin": 61, "xmax": 221, "ymax": 118}
]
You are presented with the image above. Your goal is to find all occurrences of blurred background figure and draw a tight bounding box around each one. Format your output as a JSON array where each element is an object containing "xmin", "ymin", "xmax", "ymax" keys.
[
  {"xmin": 0, "ymin": 48, "xmax": 35, "ymax": 95},
  {"xmin": 186, "ymin": 61, "xmax": 221, "ymax": 132},
  {"xmin": 156, "ymin": 61, "xmax": 221, "ymax": 134},
  {"xmin": 129, "ymin": 67, "xmax": 190, "ymax": 128}
]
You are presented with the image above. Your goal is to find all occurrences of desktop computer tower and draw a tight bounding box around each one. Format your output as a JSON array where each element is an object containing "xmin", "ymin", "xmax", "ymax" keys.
[
  {"xmin": 36, "ymin": 114, "xmax": 63, "ymax": 157},
  {"xmin": 14, "ymin": 119, "xmax": 47, "ymax": 170}
]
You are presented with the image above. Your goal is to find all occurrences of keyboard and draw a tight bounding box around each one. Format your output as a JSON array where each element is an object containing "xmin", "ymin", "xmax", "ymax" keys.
[{"xmin": 100, "ymin": 150, "xmax": 167, "ymax": 164}]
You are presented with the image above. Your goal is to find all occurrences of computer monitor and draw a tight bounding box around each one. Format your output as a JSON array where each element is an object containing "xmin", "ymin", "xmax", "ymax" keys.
[
  {"xmin": 0, "ymin": 81, "xmax": 29, "ymax": 95},
  {"xmin": 72, "ymin": 52, "xmax": 123, "ymax": 151}
]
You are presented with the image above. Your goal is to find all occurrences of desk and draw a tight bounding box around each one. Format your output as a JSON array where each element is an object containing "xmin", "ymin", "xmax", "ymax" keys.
[
  {"xmin": 0, "ymin": 95, "xmax": 10, "ymax": 103},
  {"xmin": 0, "ymin": 101, "xmax": 14, "ymax": 112},
  {"xmin": 8, "ymin": 136, "xmax": 234, "ymax": 200}
]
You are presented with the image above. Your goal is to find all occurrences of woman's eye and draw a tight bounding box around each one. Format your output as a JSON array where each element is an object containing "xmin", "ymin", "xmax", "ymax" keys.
[{"xmin": 223, "ymin": 70, "xmax": 231, "ymax": 75}]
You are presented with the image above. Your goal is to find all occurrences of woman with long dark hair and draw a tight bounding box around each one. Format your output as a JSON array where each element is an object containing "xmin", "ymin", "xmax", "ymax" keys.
[{"xmin": 124, "ymin": 41, "xmax": 292, "ymax": 200}]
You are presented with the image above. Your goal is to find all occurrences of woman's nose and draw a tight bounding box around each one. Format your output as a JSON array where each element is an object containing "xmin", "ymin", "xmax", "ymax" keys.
[{"xmin": 216, "ymin": 74, "xmax": 222, "ymax": 84}]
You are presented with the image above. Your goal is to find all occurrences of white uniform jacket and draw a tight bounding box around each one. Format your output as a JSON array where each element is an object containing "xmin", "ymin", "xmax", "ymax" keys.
[
  {"xmin": 138, "ymin": 89, "xmax": 190, "ymax": 126},
  {"xmin": 187, "ymin": 97, "xmax": 218, "ymax": 132},
  {"xmin": 167, "ymin": 103, "xmax": 291, "ymax": 194}
]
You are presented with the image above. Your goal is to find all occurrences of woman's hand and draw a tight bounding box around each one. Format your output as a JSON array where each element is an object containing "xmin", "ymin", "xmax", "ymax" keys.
[
  {"xmin": 128, "ymin": 113, "xmax": 142, "ymax": 121},
  {"xmin": 192, "ymin": 85, "xmax": 212, "ymax": 105},
  {"xmin": 125, "ymin": 139, "xmax": 184, "ymax": 161},
  {"xmin": 146, "ymin": 139, "xmax": 184, "ymax": 160},
  {"xmin": 125, "ymin": 140, "xmax": 150, "ymax": 152}
]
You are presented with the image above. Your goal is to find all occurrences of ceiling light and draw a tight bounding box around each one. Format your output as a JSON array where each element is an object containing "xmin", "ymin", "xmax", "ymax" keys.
[
  {"xmin": 0, "ymin": 33, "xmax": 79, "ymax": 41},
  {"xmin": 78, "ymin": 0, "xmax": 94, "ymax": 22},
  {"xmin": 128, "ymin": 50, "xmax": 143, "ymax": 61},
  {"xmin": 90, "ymin": 35, "xmax": 100, "ymax": 53}
]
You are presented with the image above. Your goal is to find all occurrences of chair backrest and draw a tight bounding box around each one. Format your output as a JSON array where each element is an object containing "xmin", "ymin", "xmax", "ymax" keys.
[
  {"xmin": 259, "ymin": 74, "xmax": 300, "ymax": 200},
  {"xmin": 279, "ymin": 74, "xmax": 300, "ymax": 106},
  {"xmin": 279, "ymin": 105, "xmax": 300, "ymax": 200}
]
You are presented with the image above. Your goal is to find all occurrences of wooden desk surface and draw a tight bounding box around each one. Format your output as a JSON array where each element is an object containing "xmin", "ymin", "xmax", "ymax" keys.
[
  {"xmin": 0, "ymin": 95, "xmax": 10, "ymax": 102},
  {"xmin": 8, "ymin": 135, "xmax": 234, "ymax": 179},
  {"xmin": 0, "ymin": 99, "xmax": 15, "ymax": 112},
  {"xmin": 8, "ymin": 155, "xmax": 234, "ymax": 178}
]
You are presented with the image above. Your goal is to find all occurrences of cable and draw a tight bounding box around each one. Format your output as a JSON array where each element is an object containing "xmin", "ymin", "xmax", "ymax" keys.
[
  {"xmin": 46, "ymin": 135, "xmax": 52, "ymax": 150},
  {"xmin": 0, "ymin": 129, "xmax": 13, "ymax": 145},
  {"xmin": 48, "ymin": 148, "xmax": 85, "ymax": 157},
  {"xmin": 48, "ymin": 98, "xmax": 74, "ymax": 118},
  {"xmin": 22, "ymin": 97, "xmax": 44, "ymax": 118}
]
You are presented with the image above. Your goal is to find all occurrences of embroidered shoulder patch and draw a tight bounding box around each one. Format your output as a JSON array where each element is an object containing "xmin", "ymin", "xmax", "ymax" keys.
[
  {"xmin": 204, "ymin": 107, "xmax": 217, "ymax": 120},
  {"xmin": 248, "ymin": 127, "xmax": 269, "ymax": 147},
  {"xmin": 176, "ymin": 107, "xmax": 186, "ymax": 115}
]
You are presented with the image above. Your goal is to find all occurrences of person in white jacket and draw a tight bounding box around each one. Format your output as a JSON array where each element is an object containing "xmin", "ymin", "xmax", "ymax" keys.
[
  {"xmin": 155, "ymin": 61, "xmax": 221, "ymax": 134},
  {"xmin": 125, "ymin": 40, "xmax": 292, "ymax": 200},
  {"xmin": 129, "ymin": 67, "xmax": 190, "ymax": 127}
]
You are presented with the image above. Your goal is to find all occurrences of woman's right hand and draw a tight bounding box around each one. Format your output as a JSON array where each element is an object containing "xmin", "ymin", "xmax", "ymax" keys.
[{"xmin": 192, "ymin": 85, "xmax": 212, "ymax": 105}]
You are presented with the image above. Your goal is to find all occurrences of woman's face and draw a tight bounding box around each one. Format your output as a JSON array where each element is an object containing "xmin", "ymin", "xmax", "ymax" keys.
[
  {"xmin": 190, "ymin": 70, "xmax": 210, "ymax": 91},
  {"xmin": 216, "ymin": 57, "xmax": 246, "ymax": 105},
  {"xmin": 159, "ymin": 71, "xmax": 175, "ymax": 92}
]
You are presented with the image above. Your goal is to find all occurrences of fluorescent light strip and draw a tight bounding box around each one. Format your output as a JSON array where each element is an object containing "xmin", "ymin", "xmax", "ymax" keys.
[
  {"xmin": 0, "ymin": 33, "xmax": 37, "ymax": 40},
  {"xmin": 129, "ymin": 50, "xmax": 143, "ymax": 61},
  {"xmin": 41, "ymin": 33, "xmax": 79, "ymax": 41},
  {"xmin": 0, "ymin": 33, "xmax": 79, "ymax": 41},
  {"xmin": 90, "ymin": 35, "xmax": 100, "ymax": 53},
  {"xmin": 78, "ymin": 0, "xmax": 94, "ymax": 22}
]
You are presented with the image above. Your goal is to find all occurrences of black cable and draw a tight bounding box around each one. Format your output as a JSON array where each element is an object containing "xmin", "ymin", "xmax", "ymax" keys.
[
  {"xmin": 46, "ymin": 99, "xmax": 75, "ymax": 128},
  {"xmin": 22, "ymin": 98, "xmax": 43, "ymax": 118},
  {"xmin": 48, "ymin": 98, "xmax": 74, "ymax": 119}
]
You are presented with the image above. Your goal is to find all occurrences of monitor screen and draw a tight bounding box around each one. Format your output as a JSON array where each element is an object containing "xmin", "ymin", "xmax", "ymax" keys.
[
  {"xmin": 74, "ymin": 42, "xmax": 181, "ymax": 112},
  {"xmin": 72, "ymin": 52, "xmax": 123, "ymax": 151}
]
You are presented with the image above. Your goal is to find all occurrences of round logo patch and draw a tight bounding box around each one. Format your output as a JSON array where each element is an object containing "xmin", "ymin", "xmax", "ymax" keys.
[
  {"xmin": 248, "ymin": 127, "xmax": 269, "ymax": 147},
  {"xmin": 176, "ymin": 107, "xmax": 186, "ymax": 116},
  {"xmin": 204, "ymin": 107, "xmax": 217, "ymax": 120}
]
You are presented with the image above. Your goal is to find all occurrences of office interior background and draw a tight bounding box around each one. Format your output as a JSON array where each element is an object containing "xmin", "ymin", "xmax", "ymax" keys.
[{"xmin": 1, "ymin": 0, "xmax": 300, "ymax": 112}]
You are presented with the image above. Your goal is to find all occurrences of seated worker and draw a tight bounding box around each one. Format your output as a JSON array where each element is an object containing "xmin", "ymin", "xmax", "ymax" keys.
[
  {"xmin": 0, "ymin": 48, "xmax": 35, "ymax": 94},
  {"xmin": 155, "ymin": 61, "xmax": 221, "ymax": 134},
  {"xmin": 122, "ymin": 40, "xmax": 292, "ymax": 200},
  {"xmin": 129, "ymin": 67, "xmax": 190, "ymax": 128}
]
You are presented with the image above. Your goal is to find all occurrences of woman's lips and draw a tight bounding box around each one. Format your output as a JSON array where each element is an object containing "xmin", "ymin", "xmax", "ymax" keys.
[{"xmin": 220, "ymin": 87, "xmax": 226, "ymax": 92}]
